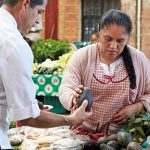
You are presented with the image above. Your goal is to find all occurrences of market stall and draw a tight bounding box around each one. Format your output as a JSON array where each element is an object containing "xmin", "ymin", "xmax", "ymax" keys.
[
  {"xmin": 8, "ymin": 39, "xmax": 150, "ymax": 150},
  {"xmin": 31, "ymin": 39, "xmax": 74, "ymax": 114},
  {"xmin": 8, "ymin": 126, "xmax": 90, "ymax": 150},
  {"xmin": 9, "ymin": 110, "xmax": 150, "ymax": 149},
  {"xmin": 32, "ymin": 74, "xmax": 62, "ymax": 97},
  {"xmin": 32, "ymin": 74, "xmax": 66, "ymax": 114}
]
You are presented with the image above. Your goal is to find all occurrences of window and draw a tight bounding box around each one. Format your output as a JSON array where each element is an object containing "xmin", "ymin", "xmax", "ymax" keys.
[{"xmin": 82, "ymin": 0, "xmax": 121, "ymax": 42}]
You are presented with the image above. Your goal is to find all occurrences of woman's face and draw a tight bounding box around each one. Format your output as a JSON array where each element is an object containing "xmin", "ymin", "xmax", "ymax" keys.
[
  {"xmin": 99, "ymin": 24, "xmax": 129, "ymax": 63},
  {"xmin": 91, "ymin": 34, "xmax": 99, "ymax": 44}
]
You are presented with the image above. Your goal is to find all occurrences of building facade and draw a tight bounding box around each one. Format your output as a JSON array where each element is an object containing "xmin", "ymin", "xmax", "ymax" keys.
[{"xmin": 43, "ymin": 0, "xmax": 150, "ymax": 59}]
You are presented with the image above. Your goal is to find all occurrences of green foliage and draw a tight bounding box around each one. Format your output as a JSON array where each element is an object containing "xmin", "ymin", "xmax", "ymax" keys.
[
  {"xmin": 9, "ymin": 121, "xmax": 16, "ymax": 129},
  {"xmin": 31, "ymin": 39, "xmax": 71, "ymax": 63},
  {"xmin": 34, "ymin": 66, "xmax": 64, "ymax": 75},
  {"xmin": 123, "ymin": 110, "xmax": 150, "ymax": 143}
]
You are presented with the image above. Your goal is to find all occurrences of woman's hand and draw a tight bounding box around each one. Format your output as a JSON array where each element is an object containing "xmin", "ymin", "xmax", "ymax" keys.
[
  {"xmin": 71, "ymin": 85, "xmax": 84, "ymax": 111},
  {"xmin": 67, "ymin": 100, "xmax": 92, "ymax": 125},
  {"xmin": 112, "ymin": 102, "xmax": 143, "ymax": 125}
]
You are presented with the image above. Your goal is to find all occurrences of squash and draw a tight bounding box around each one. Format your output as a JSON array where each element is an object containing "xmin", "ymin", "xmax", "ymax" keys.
[
  {"xmin": 107, "ymin": 141, "xmax": 121, "ymax": 150},
  {"xmin": 127, "ymin": 142, "xmax": 143, "ymax": 150},
  {"xmin": 117, "ymin": 132, "xmax": 132, "ymax": 147},
  {"xmin": 107, "ymin": 134, "xmax": 118, "ymax": 142},
  {"xmin": 97, "ymin": 137, "xmax": 107, "ymax": 144}
]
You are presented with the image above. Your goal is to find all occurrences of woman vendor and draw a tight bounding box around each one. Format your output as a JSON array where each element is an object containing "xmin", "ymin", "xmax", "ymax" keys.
[{"xmin": 59, "ymin": 9, "xmax": 150, "ymax": 134}]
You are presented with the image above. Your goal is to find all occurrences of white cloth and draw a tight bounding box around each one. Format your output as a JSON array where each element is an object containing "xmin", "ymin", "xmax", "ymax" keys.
[
  {"xmin": 0, "ymin": 8, "xmax": 40, "ymax": 149},
  {"xmin": 100, "ymin": 57, "xmax": 123, "ymax": 76}
]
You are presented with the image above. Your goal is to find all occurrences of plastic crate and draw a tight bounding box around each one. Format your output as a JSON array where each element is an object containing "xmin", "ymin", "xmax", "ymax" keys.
[
  {"xmin": 44, "ymin": 96, "xmax": 66, "ymax": 114},
  {"xmin": 73, "ymin": 41, "xmax": 89, "ymax": 49}
]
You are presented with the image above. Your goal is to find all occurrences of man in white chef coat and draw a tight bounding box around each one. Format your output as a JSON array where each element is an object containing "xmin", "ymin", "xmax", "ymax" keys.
[{"xmin": 0, "ymin": 0, "xmax": 92, "ymax": 149}]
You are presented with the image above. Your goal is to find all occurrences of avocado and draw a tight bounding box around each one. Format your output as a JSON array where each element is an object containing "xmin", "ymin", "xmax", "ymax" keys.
[
  {"xmin": 117, "ymin": 132, "xmax": 133, "ymax": 147},
  {"xmin": 76, "ymin": 87, "xmax": 93, "ymax": 111},
  {"xmin": 107, "ymin": 141, "xmax": 121, "ymax": 150},
  {"xmin": 83, "ymin": 141, "xmax": 99, "ymax": 150},
  {"xmin": 97, "ymin": 137, "xmax": 107, "ymax": 144},
  {"xmin": 100, "ymin": 143, "xmax": 116, "ymax": 150},
  {"xmin": 127, "ymin": 142, "xmax": 143, "ymax": 150},
  {"xmin": 107, "ymin": 134, "xmax": 118, "ymax": 142}
]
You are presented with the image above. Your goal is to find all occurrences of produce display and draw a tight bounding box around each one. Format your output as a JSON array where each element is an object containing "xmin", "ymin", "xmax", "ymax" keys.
[
  {"xmin": 32, "ymin": 51, "xmax": 74, "ymax": 75},
  {"xmin": 83, "ymin": 131, "xmax": 149, "ymax": 150},
  {"xmin": 81, "ymin": 110, "xmax": 150, "ymax": 150},
  {"xmin": 57, "ymin": 50, "xmax": 74, "ymax": 69},
  {"xmin": 8, "ymin": 110, "xmax": 150, "ymax": 149},
  {"xmin": 31, "ymin": 39, "xmax": 71, "ymax": 63},
  {"xmin": 122, "ymin": 110, "xmax": 150, "ymax": 144},
  {"xmin": 7, "ymin": 126, "xmax": 90, "ymax": 150}
]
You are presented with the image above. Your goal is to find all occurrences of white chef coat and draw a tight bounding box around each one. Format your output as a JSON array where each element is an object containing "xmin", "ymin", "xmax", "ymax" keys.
[{"xmin": 0, "ymin": 8, "xmax": 40, "ymax": 149}]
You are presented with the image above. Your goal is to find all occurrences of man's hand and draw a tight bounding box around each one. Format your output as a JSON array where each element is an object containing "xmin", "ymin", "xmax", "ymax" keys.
[
  {"xmin": 71, "ymin": 85, "xmax": 84, "ymax": 111},
  {"xmin": 38, "ymin": 101, "xmax": 50, "ymax": 112},
  {"xmin": 67, "ymin": 100, "xmax": 92, "ymax": 126},
  {"xmin": 112, "ymin": 102, "xmax": 143, "ymax": 125},
  {"xmin": 20, "ymin": 100, "xmax": 92, "ymax": 128}
]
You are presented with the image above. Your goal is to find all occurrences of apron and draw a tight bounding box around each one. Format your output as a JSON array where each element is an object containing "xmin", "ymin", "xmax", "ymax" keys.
[{"xmin": 73, "ymin": 48, "xmax": 137, "ymax": 134}]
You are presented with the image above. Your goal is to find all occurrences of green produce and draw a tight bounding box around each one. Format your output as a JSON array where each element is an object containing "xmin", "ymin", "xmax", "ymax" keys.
[
  {"xmin": 97, "ymin": 137, "xmax": 107, "ymax": 144},
  {"xmin": 32, "ymin": 51, "xmax": 73, "ymax": 75},
  {"xmin": 107, "ymin": 134, "xmax": 118, "ymax": 142},
  {"xmin": 31, "ymin": 39, "xmax": 71, "ymax": 63},
  {"xmin": 107, "ymin": 141, "xmax": 121, "ymax": 150},
  {"xmin": 127, "ymin": 142, "xmax": 143, "ymax": 150},
  {"xmin": 57, "ymin": 50, "xmax": 74, "ymax": 69},
  {"xmin": 12, "ymin": 145, "xmax": 20, "ymax": 150},
  {"xmin": 9, "ymin": 121, "xmax": 16, "ymax": 129},
  {"xmin": 117, "ymin": 132, "xmax": 133, "ymax": 147},
  {"xmin": 134, "ymin": 118, "xmax": 143, "ymax": 124},
  {"xmin": 123, "ymin": 110, "xmax": 150, "ymax": 143},
  {"xmin": 33, "ymin": 65, "xmax": 64, "ymax": 75},
  {"xmin": 100, "ymin": 143, "xmax": 116, "ymax": 150}
]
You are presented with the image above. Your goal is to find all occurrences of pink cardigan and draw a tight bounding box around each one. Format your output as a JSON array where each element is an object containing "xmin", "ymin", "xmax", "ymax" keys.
[{"xmin": 59, "ymin": 44, "xmax": 150, "ymax": 112}]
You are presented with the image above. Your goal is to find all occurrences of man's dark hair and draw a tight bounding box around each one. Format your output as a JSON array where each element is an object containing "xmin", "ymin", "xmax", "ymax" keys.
[
  {"xmin": 3, "ymin": 0, "xmax": 43, "ymax": 8},
  {"xmin": 99, "ymin": 9, "xmax": 136, "ymax": 90}
]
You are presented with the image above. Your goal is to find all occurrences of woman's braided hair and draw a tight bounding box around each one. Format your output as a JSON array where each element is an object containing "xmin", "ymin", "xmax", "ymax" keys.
[
  {"xmin": 122, "ymin": 45, "xmax": 136, "ymax": 89},
  {"xmin": 99, "ymin": 9, "xmax": 136, "ymax": 89}
]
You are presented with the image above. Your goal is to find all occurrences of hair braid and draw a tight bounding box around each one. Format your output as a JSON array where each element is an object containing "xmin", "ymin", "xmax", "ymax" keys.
[{"xmin": 122, "ymin": 45, "xmax": 136, "ymax": 89}]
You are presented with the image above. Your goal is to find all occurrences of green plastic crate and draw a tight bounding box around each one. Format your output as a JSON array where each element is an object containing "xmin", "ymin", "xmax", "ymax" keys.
[
  {"xmin": 44, "ymin": 96, "xmax": 66, "ymax": 114},
  {"xmin": 73, "ymin": 41, "xmax": 89, "ymax": 49}
]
